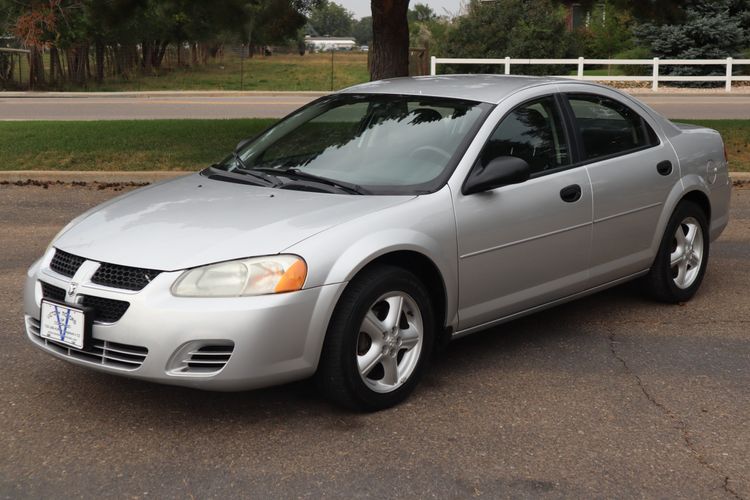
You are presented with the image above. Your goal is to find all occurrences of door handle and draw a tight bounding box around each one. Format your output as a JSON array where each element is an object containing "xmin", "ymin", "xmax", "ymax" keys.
[
  {"xmin": 560, "ymin": 184, "xmax": 582, "ymax": 203},
  {"xmin": 657, "ymin": 160, "xmax": 673, "ymax": 176}
]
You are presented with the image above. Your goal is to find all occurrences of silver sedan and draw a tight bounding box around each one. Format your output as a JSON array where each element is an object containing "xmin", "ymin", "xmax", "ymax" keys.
[{"xmin": 23, "ymin": 75, "xmax": 731, "ymax": 411}]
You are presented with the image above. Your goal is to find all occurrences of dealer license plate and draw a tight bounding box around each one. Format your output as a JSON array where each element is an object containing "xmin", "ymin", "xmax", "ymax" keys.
[{"xmin": 40, "ymin": 300, "xmax": 87, "ymax": 350}]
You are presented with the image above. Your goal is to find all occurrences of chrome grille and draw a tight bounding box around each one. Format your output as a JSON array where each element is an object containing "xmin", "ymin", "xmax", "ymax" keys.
[
  {"xmin": 40, "ymin": 282, "xmax": 130, "ymax": 324},
  {"xmin": 91, "ymin": 263, "xmax": 161, "ymax": 291},
  {"xmin": 49, "ymin": 249, "xmax": 85, "ymax": 277},
  {"xmin": 25, "ymin": 316, "xmax": 147, "ymax": 370}
]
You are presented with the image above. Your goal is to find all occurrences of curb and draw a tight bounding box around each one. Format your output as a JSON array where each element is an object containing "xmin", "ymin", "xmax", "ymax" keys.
[
  {"xmin": 0, "ymin": 170, "xmax": 191, "ymax": 184},
  {"xmin": 624, "ymin": 90, "xmax": 750, "ymax": 97},
  {"xmin": 0, "ymin": 90, "xmax": 330, "ymax": 98},
  {"xmin": 1, "ymin": 170, "xmax": 748, "ymax": 185}
]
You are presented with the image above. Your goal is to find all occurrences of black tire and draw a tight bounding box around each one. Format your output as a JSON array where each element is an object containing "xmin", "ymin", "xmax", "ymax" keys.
[
  {"xmin": 643, "ymin": 200, "xmax": 710, "ymax": 303},
  {"xmin": 316, "ymin": 264, "xmax": 435, "ymax": 411}
]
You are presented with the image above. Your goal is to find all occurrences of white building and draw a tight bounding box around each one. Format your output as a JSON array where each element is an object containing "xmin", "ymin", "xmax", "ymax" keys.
[{"xmin": 304, "ymin": 36, "xmax": 357, "ymax": 52}]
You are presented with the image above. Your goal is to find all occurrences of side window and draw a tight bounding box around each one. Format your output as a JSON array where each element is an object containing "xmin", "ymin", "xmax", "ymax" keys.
[
  {"xmin": 480, "ymin": 96, "xmax": 570, "ymax": 175},
  {"xmin": 567, "ymin": 94, "xmax": 658, "ymax": 161}
]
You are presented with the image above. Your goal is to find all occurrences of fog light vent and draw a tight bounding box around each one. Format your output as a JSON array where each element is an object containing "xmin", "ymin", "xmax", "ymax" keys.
[{"xmin": 168, "ymin": 341, "xmax": 235, "ymax": 375}]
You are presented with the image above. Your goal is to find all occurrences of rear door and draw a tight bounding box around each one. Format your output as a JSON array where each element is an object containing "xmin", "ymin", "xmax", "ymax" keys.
[
  {"xmin": 453, "ymin": 94, "xmax": 593, "ymax": 331},
  {"xmin": 560, "ymin": 90, "xmax": 679, "ymax": 284}
]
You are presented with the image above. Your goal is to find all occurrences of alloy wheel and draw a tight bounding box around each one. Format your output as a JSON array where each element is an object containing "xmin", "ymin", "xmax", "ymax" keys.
[
  {"xmin": 670, "ymin": 216, "xmax": 704, "ymax": 290},
  {"xmin": 356, "ymin": 292, "xmax": 424, "ymax": 393}
]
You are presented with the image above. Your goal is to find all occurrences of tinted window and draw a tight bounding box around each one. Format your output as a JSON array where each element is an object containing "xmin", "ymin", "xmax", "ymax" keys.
[
  {"xmin": 480, "ymin": 96, "xmax": 570, "ymax": 175},
  {"xmin": 567, "ymin": 94, "xmax": 657, "ymax": 160}
]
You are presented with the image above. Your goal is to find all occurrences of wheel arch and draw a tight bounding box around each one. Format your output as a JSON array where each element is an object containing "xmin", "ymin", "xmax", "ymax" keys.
[
  {"xmin": 354, "ymin": 250, "xmax": 450, "ymax": 335},
  {"xmin": 681, "ymin": 189, "xmax": 711, "ymax": 221},
  {"xmin": 650, "ymin": 179, "xmax": 711, "ymax": 255}
]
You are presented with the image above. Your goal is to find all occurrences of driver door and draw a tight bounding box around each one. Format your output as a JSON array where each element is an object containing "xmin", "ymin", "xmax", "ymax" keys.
[{"xmin": 453, "ymin": 95, "xmax": 593, "ymax": 331}]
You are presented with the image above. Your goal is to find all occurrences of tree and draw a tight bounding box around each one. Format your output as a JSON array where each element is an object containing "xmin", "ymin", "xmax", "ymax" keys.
[
  {"xmin": 408, "ymin": 3, "xmax": 436, "ymax": 23},
  {"xmin": 0, "ymin": 0, "xmax": 316, "ymax": 88},
  {"xmin": 370, "ymin": 0, "xmax": 409, "ymax": 80},
  {"xmin": 442, "ymin": 0, "xmax": 570, "ymax": 75},
  {"xmin": 352, "ymin": 16, "xmax": 372, "ymax": 45},
  {"xmin": 308, "ymin": 0, "xmax": 354, "ymax": 37},
  {"xmin": 631, "ymin": 0, "xmax": 750, "ymax": 86},
  {"xmin": 580, "ymin": 2, "xmax": 634, "ymax": 59},
  {"xmin": 406, "ymin": 2, "xmax": 449, "ymax": 52},
  {"xmin": 634, "ymin": 0, "xmax": 747, "ymax": 71},
  {"xmin": 246, "ymin": 0, "xmax": 309, "ymax": 54}
]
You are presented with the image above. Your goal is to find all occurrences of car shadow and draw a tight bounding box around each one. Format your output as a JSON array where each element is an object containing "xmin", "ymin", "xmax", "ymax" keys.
[{"xmin": 42, "ymin": 280, "xmax": 650, "ymax": 423}]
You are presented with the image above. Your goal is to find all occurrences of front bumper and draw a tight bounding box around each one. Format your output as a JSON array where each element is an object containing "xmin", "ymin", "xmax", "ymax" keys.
[{"xmin": 23, "ymin": 258, "xmax": 346, "ymax": 391}]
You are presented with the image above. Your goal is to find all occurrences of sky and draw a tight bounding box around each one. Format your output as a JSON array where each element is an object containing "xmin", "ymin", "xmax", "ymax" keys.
[{"xmin": 337, "ymin": 0, "xmax": 464, "ymax": 19}]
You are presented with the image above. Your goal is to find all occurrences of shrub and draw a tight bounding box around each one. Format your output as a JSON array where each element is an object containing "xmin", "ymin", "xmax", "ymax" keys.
[{"xmin": 614, "ymin": 46, "xmax": 653, "ymax": 76}]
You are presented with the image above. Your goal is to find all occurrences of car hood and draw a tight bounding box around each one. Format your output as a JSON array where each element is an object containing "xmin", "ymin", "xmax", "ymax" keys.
[{"xmin": 54, "ymin": 173, "xmax": 414, "ymax": 271}]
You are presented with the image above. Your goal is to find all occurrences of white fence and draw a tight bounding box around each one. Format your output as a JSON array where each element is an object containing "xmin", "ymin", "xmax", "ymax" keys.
[{"xmin": 429, "ymin": 56, "xmax": 750, "ymax": 92}]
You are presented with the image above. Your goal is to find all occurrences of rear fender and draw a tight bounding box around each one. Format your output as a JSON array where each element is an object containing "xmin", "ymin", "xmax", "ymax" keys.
[{"xmin": 649, "ymin": 177, "xmax": 710, "ymax": 255}]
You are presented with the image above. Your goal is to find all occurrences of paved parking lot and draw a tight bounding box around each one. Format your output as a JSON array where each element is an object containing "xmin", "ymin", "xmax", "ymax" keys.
[{"xmin": 1, "ymin": 183, "xmax": 749, "ymax": 498}]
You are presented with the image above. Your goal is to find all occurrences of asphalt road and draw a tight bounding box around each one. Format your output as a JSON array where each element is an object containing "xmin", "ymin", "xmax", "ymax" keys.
[
  {"xmin": 0, "ymin": 95, "xmax": 320, "ymax": 120},
  {"xmin": 1, "ymin": 93, "xmax": 750, "ymax": 120},
  {"xmin": 1, "ymin": 184, "xmax": 749, "ymax": 498}
]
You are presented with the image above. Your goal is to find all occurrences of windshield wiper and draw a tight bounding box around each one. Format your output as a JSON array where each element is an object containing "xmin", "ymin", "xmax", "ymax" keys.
[
  {"xmin": 205, "ymin": 164, "xmax": 280, "ymax": 188},
  {"xmin": 254, "ymin": 167, "xmax": 370, "ymax": 195},
  {"xmin": 211, "ymin": 153, "xmax": 282, "ymax": 187}
]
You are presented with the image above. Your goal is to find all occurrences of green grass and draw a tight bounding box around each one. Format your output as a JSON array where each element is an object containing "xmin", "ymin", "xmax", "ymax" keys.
[
  {"xmin": 23, "ymin": 53, "xmax": 370, "ymax": 92},
  {"xmin": 681, "ymin": 120, "xmax": 750, "ymax": 172},
  {"xmin": 0, "ymin": 119, "xmax": 747, "ymax": 172},
  {"xmin": 567, "ymin": 67, "xmax": 626, "ymax": 77},
  {"xmin": 0, "ymin": 119, "xmax": 275, "ymax": 171}
]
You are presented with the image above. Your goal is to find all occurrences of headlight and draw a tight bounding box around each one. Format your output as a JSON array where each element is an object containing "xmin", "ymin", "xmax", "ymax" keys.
[{"xmin": 171, "ymin": 255, "xmax": 307, "ymax": 297}]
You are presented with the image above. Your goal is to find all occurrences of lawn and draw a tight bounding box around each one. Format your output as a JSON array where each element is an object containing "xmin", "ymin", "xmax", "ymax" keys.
[
  {"xmin": 0, "ymin": 120, "xmax": 275, "ymax": 171},
  {"xmin": 567, "ymin": 67, "xmax": 627, "ymax": 77},
  {"xmin": 23, "ymin": 53, "xmax": 371, "ymax": 92},
  {"xmin": 681, "ymin": 120, "xmax": 750, "ymax": 172},
  {"xmin": 0, "ymin": 119, "xmax": 747, "ymax": 172}
]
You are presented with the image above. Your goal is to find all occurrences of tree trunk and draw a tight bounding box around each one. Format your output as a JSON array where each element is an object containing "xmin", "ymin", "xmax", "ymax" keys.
[
  {"xmin": 95, "ymin": 40, "xmax": 104, "ymax": 83},
  {"xmin": 142, "ymin": 41, "xmax": 152, "ymax": 73},
  {"xmin": 28, "ymin": 47, "xmax": 45, "ymax": 89},
  {"xmin": 191, "ymin": 42, "xmax": 198, "ymax": 66},
  {"xmin": 49, "ymin": 46, "xmax": 60, "ymax": 85},
  {"xmin": 370, "ymin": 0, "xmax": 410, "ymax": 80},
  {"xmin": 153, "ymin": 41, "xmax": 169, "ymax": 69}
]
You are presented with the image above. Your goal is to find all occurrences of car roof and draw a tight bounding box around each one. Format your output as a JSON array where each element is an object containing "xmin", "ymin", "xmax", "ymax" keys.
[{"xmin": 338, "ymin": 74, "xmax": 572, "ymax": 104}]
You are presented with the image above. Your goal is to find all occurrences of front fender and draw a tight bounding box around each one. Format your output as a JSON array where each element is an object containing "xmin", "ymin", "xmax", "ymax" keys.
[{"xmin": 285, "ymin": 188, "xmax": 460, "ymax": 329}]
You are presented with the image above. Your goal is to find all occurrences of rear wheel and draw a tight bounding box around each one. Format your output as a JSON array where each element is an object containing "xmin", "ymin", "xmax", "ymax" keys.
[
  {"xmin": 643, "ymin": 200, "xmax": 710, "ymax": 303},
  {"xmin": 316, "ymin": 265, "xmax": 434, "ymax": 411}
]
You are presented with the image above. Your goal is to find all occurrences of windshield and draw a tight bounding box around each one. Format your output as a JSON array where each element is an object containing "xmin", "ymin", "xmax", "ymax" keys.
[{"xmin": 214, "ymin": 94, "xmax": 491, "ymax": 194}]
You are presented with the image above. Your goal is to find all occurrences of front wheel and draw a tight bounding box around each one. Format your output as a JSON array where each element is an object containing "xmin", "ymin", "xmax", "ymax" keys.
[
  {"xmin": 316, "ymin": 265, "xmax": 435, "ymax": 411},
  {"xmin": 643, "ymin": 200, "xmax": 710, "ymax": 303}
]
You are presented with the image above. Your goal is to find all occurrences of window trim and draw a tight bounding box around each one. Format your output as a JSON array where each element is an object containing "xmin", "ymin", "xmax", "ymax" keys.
[
  {"xmin": 559, "ymin": 92, "xmax": 662, "ymax": 168},
  {"xmin": 462, "ymin": 93, "xmax": 575, "ymax": 194}
]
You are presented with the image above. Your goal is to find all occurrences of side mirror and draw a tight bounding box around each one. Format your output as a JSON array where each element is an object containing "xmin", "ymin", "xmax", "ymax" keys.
[{"xmin": 463, "ymin": 156, "xmax": 531, "ymax": 195}]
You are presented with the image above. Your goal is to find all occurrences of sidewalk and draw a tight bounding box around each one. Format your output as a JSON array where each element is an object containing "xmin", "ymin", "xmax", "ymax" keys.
[{"xmin": 3, "ymin": 88, "xmax": 750, "ymax": 98}]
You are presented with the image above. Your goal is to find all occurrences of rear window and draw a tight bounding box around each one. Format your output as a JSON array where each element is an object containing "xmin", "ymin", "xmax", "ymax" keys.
[{"xmin": 567, "ymin": 94, "xmax": 658, "ymax": 161}]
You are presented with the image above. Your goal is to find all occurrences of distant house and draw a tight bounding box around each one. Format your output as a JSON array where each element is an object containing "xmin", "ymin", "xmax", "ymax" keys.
[{"xmin": 304, "ymin": 36, "xmax": 357, "ymax": 52}]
